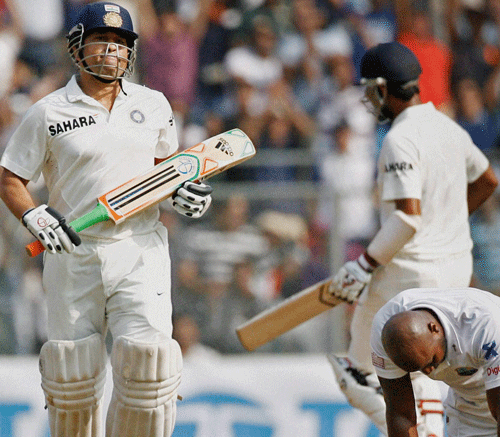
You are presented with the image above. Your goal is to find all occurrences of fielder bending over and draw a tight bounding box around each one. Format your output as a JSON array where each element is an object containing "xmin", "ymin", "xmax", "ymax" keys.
[{"xmin": 371, "ymin": 287, "xmax": 500, "ymax": 437}]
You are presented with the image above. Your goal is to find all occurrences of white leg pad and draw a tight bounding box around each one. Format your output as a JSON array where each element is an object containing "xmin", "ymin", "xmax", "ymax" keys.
[
  {"xmin": 328, "ymin": 354, "xmax": 387, "ymax": 435},
  {"xmin": 411, "ymin": 372, "xmax": 445, "ymax": 437},
  {"xmin": 39, "ymin": 333, "xmax": 107, "ymax": 437},
  {"xmin": 106, "ymin": 336, "xmax": 183, "ymax": 437}
]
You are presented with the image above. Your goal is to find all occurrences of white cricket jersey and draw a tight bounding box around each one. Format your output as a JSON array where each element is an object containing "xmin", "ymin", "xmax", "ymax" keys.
[
  {"xmin": 0, "ymin": 76, "xmax": 179, "ymax": 240},
  {"xmin": 371, "ymin": 287, "xmax": 500, "ymax": 422},
  {"xmin": 377, "ymin": 102, "xmax": 489, "ymax": 260}
]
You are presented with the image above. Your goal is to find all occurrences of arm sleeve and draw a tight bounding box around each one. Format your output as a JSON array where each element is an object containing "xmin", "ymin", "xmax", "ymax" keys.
[
  {"xmin": 379, "ymin": 134, "xmax": 421, "ymax": 201},
  {"xmin": 155, "ymin": 93, "xmax": 179, "ymax": 159},
  {"xmin": 0, "ymin": 102, "xmax": 48, "ymax": 182}
]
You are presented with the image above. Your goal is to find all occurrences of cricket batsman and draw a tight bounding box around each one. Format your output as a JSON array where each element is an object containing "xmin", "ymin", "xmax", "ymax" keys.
[{"xmin": 0, "ymin": 2, "xmax": 212, "ymax": 436}]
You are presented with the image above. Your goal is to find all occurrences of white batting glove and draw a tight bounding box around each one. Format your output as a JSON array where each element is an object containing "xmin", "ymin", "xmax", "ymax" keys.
[
  {"xmin": 22, "ymin": 204, "xmax": 81, "ymax": 254},
  {"xmin": 329, "ymin": 253, "xmax": 377, "ymax": 303},
  {"xmin": 169, "ymin": 181, "xmax": 213, "ymax": 218}
]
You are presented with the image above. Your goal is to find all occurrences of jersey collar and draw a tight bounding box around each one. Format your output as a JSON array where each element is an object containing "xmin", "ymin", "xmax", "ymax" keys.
[
  {"xmin": 65, "ymin": 75, "xmax": 130, "ymax": 105},
  {"xmin": 392, "ymin": 101, "xmax": 435, "ymax": 127},
  {"xmin": 430, "ymin": 306, "xmax": 463, "ymax": 364}
]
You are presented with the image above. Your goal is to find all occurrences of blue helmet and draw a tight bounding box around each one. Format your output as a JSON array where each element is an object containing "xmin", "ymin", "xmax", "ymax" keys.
[
  {"xmin": 360, "ymin": 42, "xmax": 422, "ymax": 123},
  {"xmin": 67, "ymin": 2, "xmax": 138, "ymax": 80},
  {"xmin": 360, "ymin": 42, "xmax": 422, "ymax": 85}
]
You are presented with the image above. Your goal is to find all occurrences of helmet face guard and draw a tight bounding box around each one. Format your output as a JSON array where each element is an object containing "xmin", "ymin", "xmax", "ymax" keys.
[
  {"xmin": 68, "ymin": 24, "xmax": 137, "ymax": 80},
  {"xmin": 67, "ymin": 2, "xmax": 138, "ymax": 81},
  {"xmin": 361, "ymin": 77, "xmax": 390, "ymax": 124}
]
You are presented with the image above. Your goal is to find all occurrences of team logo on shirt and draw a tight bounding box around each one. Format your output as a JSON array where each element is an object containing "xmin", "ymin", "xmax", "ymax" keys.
[
  {"xmin": 482, "ymin": 341, "xmax": 499, "ymax": 360},
  {"xmin": 384, "ymin": 161, "xmax": 414, "ymax": 173},
  {"xmin": 130, "ymin": 110, "xmax": 145, "ymax": 124},
  {"xmin": 48, "ymin": 115, "xmax": 97, "ymax": 136}
]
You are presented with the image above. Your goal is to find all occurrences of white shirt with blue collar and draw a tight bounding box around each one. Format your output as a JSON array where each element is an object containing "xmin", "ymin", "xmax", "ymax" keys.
[{"xmin": 371, "ymin": 287, "xmax": 500, "ymax": 422}]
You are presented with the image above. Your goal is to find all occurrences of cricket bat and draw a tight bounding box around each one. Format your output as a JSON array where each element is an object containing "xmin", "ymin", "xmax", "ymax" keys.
[
  {"xmin": 26, "ymin": 128, "xmax": 256, "ymax": 257},
  {"xmin": 236, "ymin": 279, "xmax": 342, "ymax": 351}
]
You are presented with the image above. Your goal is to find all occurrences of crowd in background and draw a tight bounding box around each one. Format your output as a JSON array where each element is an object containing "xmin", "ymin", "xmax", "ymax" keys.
[{"xmin": 1, "ymin": 0, "xmax": 500, "ymax": 357}]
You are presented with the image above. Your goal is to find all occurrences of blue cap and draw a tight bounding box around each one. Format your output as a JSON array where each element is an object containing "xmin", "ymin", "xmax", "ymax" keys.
[
  {"xmin": 360, "ymin": 42, "xmax": 421, "ymax": 84},
  {"xmin": 74, "ymin": 2, "xmax": 138, "ymax": 43}
]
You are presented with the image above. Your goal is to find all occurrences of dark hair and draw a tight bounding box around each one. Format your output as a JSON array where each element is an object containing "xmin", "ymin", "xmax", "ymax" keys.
[{"xmin": 387, "ymin": 82, "xmax": 420, "ymax": 101}]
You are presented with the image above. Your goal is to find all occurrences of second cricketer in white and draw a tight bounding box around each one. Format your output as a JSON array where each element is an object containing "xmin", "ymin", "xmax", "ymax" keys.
[{"xmin": 327, "ymin": 42, "xmax": 498, "ymax": 436}]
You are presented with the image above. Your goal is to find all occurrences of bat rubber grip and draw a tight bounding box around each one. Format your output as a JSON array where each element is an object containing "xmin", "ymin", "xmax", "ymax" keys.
[{"xmin": 26, "ymin": 240, "xmax": 45, "ymax": 257}]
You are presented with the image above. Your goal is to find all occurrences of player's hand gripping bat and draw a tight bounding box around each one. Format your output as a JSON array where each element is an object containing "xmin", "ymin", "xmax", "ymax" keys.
[
  {"xmin": 236, "ymin": 279, "xmax": 342, "ymax": 351},
  {"xmin": 26, "ymin": 128, "xmax": 256, "ymax": 257}
]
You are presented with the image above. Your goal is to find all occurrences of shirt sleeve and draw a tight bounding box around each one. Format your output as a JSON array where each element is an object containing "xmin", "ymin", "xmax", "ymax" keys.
[
  {"xmin": 370, "ymin": 308, "xmax": 408, "ymax": 380},
  {"xmin": 378, "ymin": 133, "xmax": 422, "ymax": 201},
  {"xmin": 477, "ymin": 319, "xmax": 500, "ymax": 391},
  {"xmin": 155, "ymin": 93, "xmax": 179, "ymax": 159},
  {"xmin": 0, "ymin": 102, "xmax": 48, "ymax": 182}
]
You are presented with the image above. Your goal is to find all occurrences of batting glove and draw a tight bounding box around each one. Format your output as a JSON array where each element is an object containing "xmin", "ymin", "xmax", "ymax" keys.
[
  {"xmin": 328, "ymin": 253, "xmax": 377, "ymax": 303},
  {"xmin": 169, "ymin": 181, "xmax": 213, "ymax": 218},
  {"xmin": 22, "ymin": 205, "xmax": 81, "ymax": 254}
]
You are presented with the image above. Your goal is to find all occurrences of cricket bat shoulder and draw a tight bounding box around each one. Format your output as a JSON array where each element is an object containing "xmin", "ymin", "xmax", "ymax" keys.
[
  {"xmin": 99, "ymin": 128, "xmax": 256, "ymax": 223},
  {"xmin": 236, "ymin": 278, "xmax": 341, "ymax": 351}
]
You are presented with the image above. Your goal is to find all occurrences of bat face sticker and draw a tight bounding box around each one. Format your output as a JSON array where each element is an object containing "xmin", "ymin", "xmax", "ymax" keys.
[{"xmin": 176, "ymin": 156, "xmax": 197, "ymax": 175}]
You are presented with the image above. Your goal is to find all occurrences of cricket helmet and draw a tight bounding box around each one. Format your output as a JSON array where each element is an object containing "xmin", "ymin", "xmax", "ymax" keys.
[
  {"xmin": 67, "ymin": 2, "xmax": 138, "ymax": 80},
  {"xmin": 360, "ymin": 42, "xmax": 422, "ymax": 123}
]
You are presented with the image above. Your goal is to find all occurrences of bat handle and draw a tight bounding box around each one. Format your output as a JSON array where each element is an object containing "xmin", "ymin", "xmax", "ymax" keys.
[{"xmin": 25, "ymin": 240, "xmax": 45, "ymax": 257}]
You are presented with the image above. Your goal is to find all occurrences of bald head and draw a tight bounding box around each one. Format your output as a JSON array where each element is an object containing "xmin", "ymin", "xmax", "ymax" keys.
[{"xmin": 381, "ymin": 310, "xmax": 446, "ymax": 374}]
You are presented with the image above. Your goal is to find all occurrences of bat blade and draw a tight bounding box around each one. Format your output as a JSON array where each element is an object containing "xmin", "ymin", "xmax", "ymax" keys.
[
  {"xmin": 236, "ymin": 279, "xmax": 341, "ymax": 351},
  {"xmin": 26, "ymin": 128, "xmax": 256, "ymax": 257}
]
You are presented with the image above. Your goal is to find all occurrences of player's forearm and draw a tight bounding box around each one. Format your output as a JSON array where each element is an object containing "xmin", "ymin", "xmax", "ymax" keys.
[
  {"xmin": 366, "ymin": 210, "xmax": 420, "ymax": 265},
  {"xmin": 468, "ymin": 165, "xmax": 498, "ymax": 215},
  {"xmin": 387, "ymin": 416, "xmax": 419, "ymax": 437},
  {"xmin": 0, "ymin": 167, "xmax": 36, "ymax": 219}
]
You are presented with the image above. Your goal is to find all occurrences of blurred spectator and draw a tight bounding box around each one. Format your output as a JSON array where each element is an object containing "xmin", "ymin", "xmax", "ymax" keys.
[
  {"xmin": 173, "ymin": 313, "xmax": 220, "ymax": 362},
  {"xmin": 315, "ymin": 120, "xmax": 377, "ymax": 256},
  {"xmin": 12, "ymin": 262, "xmax": 46, "ymax": 354},
  {"xmin": 397, "ymin": 3, "xmax": 453, "ymax": 113},
  {"xmin": 314, "ymin": 54, "xmax": 376, "ymax": 159},
  {"xmin": 454, "ymin": 77, "xmax": 498, "ymax": 153},
  {"xmin": 180, "ymin": 194, "xmax": 269, "ymax": 286},
  {"xmin": 0, "ymin": 227, "xmax": 15, "ymax": 354},
  {"xmin": 172, "ymin": 258, "xmax": 210, "ymax": 337},
  {"xmin": 239, "ymin": 0, "xmax": 293, "ymax": 39},
  {"xmin": 224, "ymin": 11, "xmax": 283, "ymax": 140},
  {"xmin": 141, "ymin": 0, "xmax": 213, "ymax": 142},
  {"xmin": 254, "ymin": 210, "xmax": 310, "ymax": 300},
  {"xmin": 277, "ymin": 0, "xmax": 331, "ymax": 116},
  {"xmin": 470, "ymin": 190, "xmax": 500, "ymax": 295},
  {"xmin": 252, "ymin": 80, "xmax": 316, "ymax": 213},
  {"xmin": 0, "ymin": 0, "xmax": 22, "ymax": 99},
  {"xmin": 190, "ymin": 0, "xmax": 241, "ymax": 125},
  {"xmin": 447, "ymin": 0, "xmax": 497, "ymax": 90},
  {"xmin": 361, "ymin": 0, "xmax": 397, "ymax": 46},
  {"xmin": 12, "ymin": 0, "xmax": 64, "ymax": 76}
]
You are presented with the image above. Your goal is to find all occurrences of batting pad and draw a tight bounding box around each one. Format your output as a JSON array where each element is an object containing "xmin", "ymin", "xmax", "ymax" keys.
[
  {"xmin": 39, "ymin": 333, "xmax": 107, "ymax": 437},
  {"xmin": 106, "ymin": 336, "xmax": 183, "ymax": 437}
]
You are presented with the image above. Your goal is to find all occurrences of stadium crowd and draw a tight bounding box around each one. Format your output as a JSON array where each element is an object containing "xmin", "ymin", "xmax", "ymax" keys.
[{"xmin": 1, "ymin": 0, "xmax": 500, "ymax": 356}]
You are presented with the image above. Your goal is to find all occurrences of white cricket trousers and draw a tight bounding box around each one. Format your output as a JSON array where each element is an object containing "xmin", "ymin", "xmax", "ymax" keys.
[
  {"xmin": 42, "ymin": 226, "xmax": 173, "ymax": 342},
  {"xmin": 348, "ymin": 251, "xmax": 473, "ymax": 370}
]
